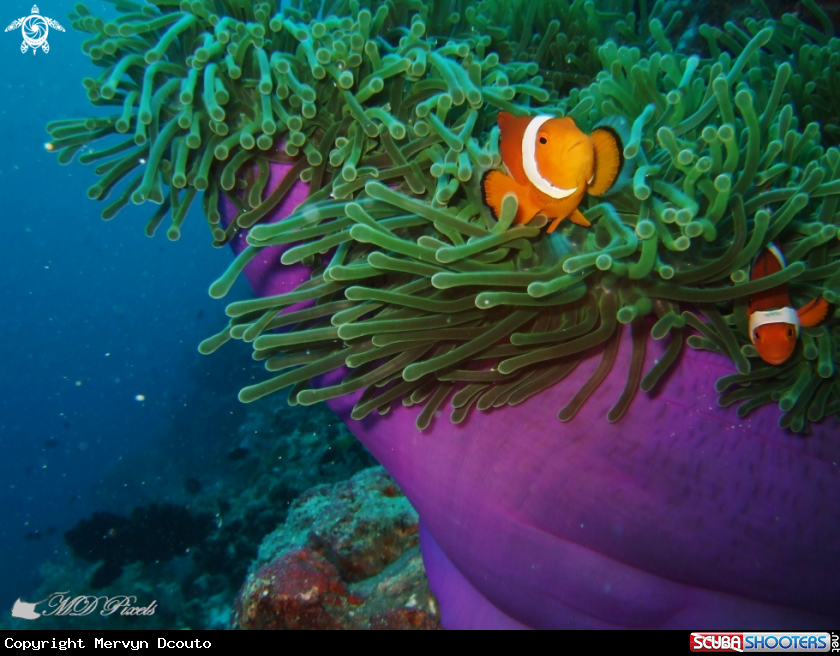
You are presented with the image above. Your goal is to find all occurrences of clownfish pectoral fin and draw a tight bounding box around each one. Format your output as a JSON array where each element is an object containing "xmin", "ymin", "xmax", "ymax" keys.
[
  {"xmin": 569, "ymin": 208, "xmax": 591, "ymax": 227},
  {"xmin": 797, "ymin": 296, "xmax": 830, "ymax": 328},
  {"xmin": 587, "ymin": 126, "xmax": 624, "ymax": 196},
  {"xmin": 481, "ymin": 169, "xmax": 540, "ymax": 224},
  {"xmin": 546, "ymin": 209, "xmax": 591, "ymax": 234}
]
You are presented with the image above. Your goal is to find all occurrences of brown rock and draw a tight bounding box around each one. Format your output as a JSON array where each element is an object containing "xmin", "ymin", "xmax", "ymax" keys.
[
  {"xmin": 235, "ymin": 468, "xmax": 442, "ymax": 630},
  {"xmin": 232, "ymin": 548, "xmax": 362, "ymax": 630},
  {"xmin": 369, "ymin": 609, "xmax": 441, "ymax": 630}
]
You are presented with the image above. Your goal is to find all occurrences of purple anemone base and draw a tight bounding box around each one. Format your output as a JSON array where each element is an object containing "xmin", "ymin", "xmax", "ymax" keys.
[{"xmin": 222, "ymin": 162, "xmax": 840, "ymax": 629}]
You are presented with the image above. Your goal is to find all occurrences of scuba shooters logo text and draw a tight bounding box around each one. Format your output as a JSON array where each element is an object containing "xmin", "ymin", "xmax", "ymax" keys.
[{"xmin": 690, "ymin": 632, "xmax": 836, "ymax": 652}]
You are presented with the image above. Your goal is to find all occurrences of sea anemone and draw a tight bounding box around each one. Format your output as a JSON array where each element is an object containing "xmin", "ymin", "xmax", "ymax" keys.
[
  {"xmin": 698, "ymin": 1, "xmax": 840, "ymax": 144},
  {"xmin": 46, "ymin": 0, "xmax": 840, "ymax": 433}
]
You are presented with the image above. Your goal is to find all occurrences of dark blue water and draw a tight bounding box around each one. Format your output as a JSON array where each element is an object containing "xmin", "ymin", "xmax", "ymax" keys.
[{"xmin": 0, "ymin": 0, "xmax": 252, "ymax": 608}]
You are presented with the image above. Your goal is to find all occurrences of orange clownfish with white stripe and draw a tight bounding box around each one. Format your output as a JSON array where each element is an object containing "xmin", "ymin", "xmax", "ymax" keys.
[
  {"xmin": 481, "ymin": 112, "xmax": 626, "ymax": 233},
  {"xmin": 749, "ymin": 243, "xmax": 830, "ymax": 365}
]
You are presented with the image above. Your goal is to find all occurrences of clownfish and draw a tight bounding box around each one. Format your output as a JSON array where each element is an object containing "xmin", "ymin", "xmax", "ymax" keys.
[
  {"xmin": 481, "ymin": 112, "xmax": 626, "ymax": 233},
  {"xmin": 749, "ymin": 243, "xmax": 830, "ymax": 365}
]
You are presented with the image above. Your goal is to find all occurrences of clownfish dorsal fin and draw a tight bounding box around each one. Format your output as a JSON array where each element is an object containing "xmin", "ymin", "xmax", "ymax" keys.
[
  {"xmin": 766, "ymin": 242, "xmax": 786, "ymax": 268},
  {"xmin": 497, "ymin": 111, "xmax": 517, "ymax": 133},
  {"xmin": 496, "ymin": 111, "xmax": 532, "ymax": 186},
  {"xmin": 749, "ymin": 242, "xmax": 793, "ymax": 313},
  {"xmin": 752, "ymin": 242, "xmax": 785, "ymax": 280},
  {"xmin": 587, "ymin": 125, "xmax": 624, "ymax": 196}
]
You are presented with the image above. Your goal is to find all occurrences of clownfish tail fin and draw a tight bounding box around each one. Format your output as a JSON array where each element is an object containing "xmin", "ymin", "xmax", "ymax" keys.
[
  {"xmin": 798, "ymin": 296, "xmax": 830, "ymax": 328},
  {"xmin": 588, "ymin": 115, "xmax": 633, "ymax": 196}
]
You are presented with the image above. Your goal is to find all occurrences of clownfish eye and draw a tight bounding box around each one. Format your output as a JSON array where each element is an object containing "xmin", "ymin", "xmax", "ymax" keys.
[
  {"xmin": 787, "ymin": 328, "xmax": 794, "ymax": 338},
  {"xmin": 753, "ymin": 331, "xmax": 760, "ymax": 341},
  {"xmin": 539, "ymin": 136, "xmax": 548, "ymax": 145}
]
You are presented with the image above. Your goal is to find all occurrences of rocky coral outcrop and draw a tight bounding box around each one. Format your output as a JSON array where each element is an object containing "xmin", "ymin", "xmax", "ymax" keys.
[{"xmin": 232, "ymin": 467, "xmax": 439, "ymax": 630}]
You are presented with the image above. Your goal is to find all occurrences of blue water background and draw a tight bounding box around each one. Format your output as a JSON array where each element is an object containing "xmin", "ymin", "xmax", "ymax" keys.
[{"xmin": 0, "ymin": 1, "xmax": 254, "ymax": 607}]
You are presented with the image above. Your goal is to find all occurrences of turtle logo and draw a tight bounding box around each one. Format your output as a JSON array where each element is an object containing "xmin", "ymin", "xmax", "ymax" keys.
[{"xmin": 5, "ymin": 5, "xmax": 64, "ymax": 55}]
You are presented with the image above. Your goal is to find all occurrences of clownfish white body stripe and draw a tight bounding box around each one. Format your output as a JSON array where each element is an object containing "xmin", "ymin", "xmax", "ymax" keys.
[{"xmin": 521, "ymin": 115, "xmax": 579, "ymax": 200}]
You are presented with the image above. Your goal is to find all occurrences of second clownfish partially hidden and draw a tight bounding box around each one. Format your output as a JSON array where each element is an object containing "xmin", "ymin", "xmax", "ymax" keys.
[
  {"xmin": 481, "ymin": 112, "xmax": 626, "ymax": 233},
  {"xmin": 749, "ymin": 243, "xmax": 830, "ymax": 366}
]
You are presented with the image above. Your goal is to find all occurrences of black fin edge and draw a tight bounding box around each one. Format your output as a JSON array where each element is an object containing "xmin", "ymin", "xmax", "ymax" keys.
[
  {"xmin": 480, "ymin": 169, "xmax": 500, "ymax": 221},
  {"xmin": 593, "ymin": 124, "xmax": 625, "ymax": 191}
]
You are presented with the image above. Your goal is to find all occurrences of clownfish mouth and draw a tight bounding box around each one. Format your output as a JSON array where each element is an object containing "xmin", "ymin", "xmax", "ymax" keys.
[{"xmin": 766, "ymin": 357, "xmax": 788, "ymax": 365}]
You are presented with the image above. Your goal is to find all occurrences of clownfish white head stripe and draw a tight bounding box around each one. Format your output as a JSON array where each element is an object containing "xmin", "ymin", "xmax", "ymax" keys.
[
  {"xmin": 521, "ymin": 115, "xmax": 579, "ymax": 200},
  {"xmin": 748, "ymin": 307, "xmax": 800, "ymax": 344}
]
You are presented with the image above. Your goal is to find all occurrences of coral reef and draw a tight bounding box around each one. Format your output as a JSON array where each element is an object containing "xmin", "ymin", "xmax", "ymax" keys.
[
  {"xmin": 8, "ymin": 400, "xmax": 378, "ymax": 630},
  {"xmin": 235, "ymin": 548, "xmax": 365, "ymax": 629},
  {"xmin": 64, "ymin": 503, "xmax": 215, "ymax": 589},
  {"xmin": 232, "ymin": 467, "xmax": 439, "ymax": 630},
  {"xmin": 253, "ymin": 466, "xmax": 419, "ymax": 578},
  {"xmin": 194, "ymin": 399, "xmax": 376, "ymax": 587}
]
